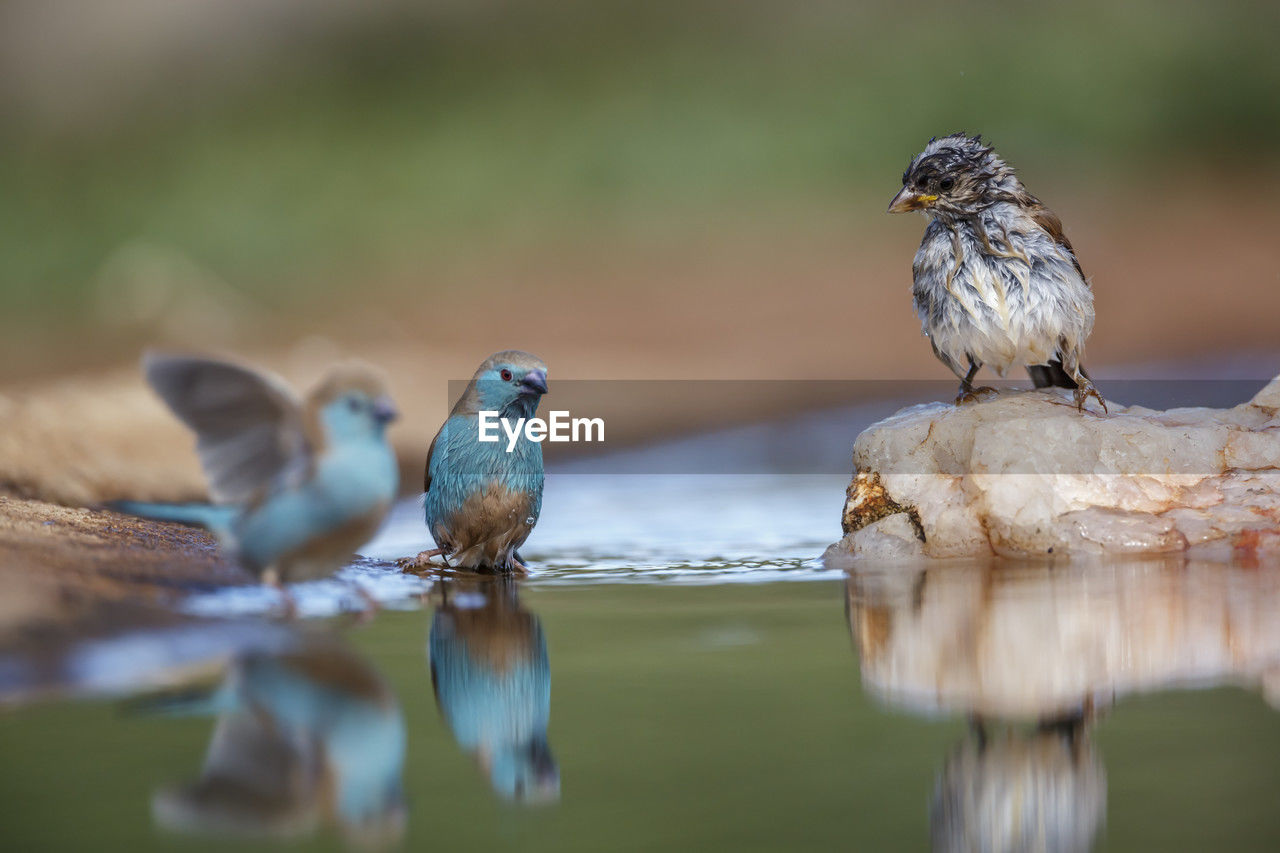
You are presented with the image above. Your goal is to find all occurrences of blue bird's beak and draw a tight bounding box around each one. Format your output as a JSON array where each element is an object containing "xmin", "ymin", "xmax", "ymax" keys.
[
  {"xmin": 519, "ymin": 369, "xmax": 548, "ymax": 396},
  {"xmin": 372, "ymin": 396, "xmax": 399, "ymax": 424}
]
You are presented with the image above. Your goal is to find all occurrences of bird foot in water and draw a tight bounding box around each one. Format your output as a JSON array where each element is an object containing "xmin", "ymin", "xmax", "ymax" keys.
[
  {"xmin": 396, "ymin": 548, "xmax": 447, "ymax": 572},
  {"xmin": 264, "ymin": 576, "xmax": 298, "ymax": 620},
  {"xmin": 955, "ymin": 385, "xmax": 999, "ymax": 405},
  {"xmin": 346, "ymin": 584, "xmax": 380, "ymax": 625}
]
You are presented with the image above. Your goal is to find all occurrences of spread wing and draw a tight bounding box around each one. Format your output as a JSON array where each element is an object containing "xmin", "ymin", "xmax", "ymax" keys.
[
  {"xmin": 152, "ymin": 710, "xmax": 313, "ymax": 833},
  {"xmin": 145, "ymin": 353, "xmax": 312, "ymax": 504},
  {"xmin": 1028, "ymin": 203, "xmax": 1087, "ymax": 283}
]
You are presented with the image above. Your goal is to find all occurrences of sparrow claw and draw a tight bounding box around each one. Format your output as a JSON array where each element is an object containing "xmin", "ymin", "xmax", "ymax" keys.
[
  {"xmin": 955, "ymin": 385, "xmax": 999, "ymax": 405},
  {"xmin": 1074, "ymin": 382, "xmax": 1108, "ymax": 414}
]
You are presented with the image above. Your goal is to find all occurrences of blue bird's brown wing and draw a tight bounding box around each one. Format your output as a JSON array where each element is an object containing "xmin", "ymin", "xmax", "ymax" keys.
[
  {"xmin": 144, "ymin": 353, "xmax": 313, "ymax": 505},
  {"xmin": 423, "ymin": 429, "xmax": 440, "ymax": 494}
]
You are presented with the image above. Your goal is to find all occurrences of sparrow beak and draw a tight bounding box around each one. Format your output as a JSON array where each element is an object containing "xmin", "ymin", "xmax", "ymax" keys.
[
  {"xmin": 519, "ymin": 369, "xmax": 548, "ymax": 396},
  {"xmin": 887, "ymin": 187, "xmax": 937, "ymax": 214},
  {"xmin": 372, "ymin": 396, "xmax": 399, "ymax": 424}
]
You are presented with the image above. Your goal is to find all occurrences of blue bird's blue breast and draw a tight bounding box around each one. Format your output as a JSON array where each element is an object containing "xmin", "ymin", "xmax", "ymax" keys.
[
  {"xmin": 235, "ymin": 437, "xmax": 397, "ymax": 577},
  {"xmin": 424, "ymin": 414, "xmax": 544, "ymax": 560}
]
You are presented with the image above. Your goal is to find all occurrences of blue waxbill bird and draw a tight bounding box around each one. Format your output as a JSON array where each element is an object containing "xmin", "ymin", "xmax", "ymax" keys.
[
  {"xmin": 113, "ymin": 353, "xmax": 399, "ymax": 586},
  {"xmin": 428, "ymin": 578, "xmax": 559, "ymax": 803},
  {"xmin": 398, "ymin": 351, "xmax": 547, "ymax": 573},
  {"xmin": 141, "ymin": 635, "xmax": 407, "ymax": 845}
]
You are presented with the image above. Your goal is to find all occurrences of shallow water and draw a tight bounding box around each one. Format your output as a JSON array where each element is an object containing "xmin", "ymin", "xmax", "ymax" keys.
[
  {"xmin": 3, "ymin": 378, "xmax": 1280, "ymax": 850},
  {"xmin": 2, "ymin": 557, "xmax": 1279, "ymax": 851}
]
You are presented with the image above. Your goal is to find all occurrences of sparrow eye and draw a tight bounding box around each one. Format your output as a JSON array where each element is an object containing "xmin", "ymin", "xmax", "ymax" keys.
[
  {"xmin": 939, "ymin": 177, "xmax": 954, "ymax": 192},
  {"xmin": 500, "ymin": 369, "xmax": 513, "ymax": 382}
]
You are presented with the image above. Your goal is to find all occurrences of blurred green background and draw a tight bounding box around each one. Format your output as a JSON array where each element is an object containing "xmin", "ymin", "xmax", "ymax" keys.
[{"xmin": 3, "ymin": 0, "xmax": 1277, "ymax": 328}]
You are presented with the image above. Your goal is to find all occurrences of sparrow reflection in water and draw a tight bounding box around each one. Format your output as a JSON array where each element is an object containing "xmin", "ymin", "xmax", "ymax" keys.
[
  {"xmin": 844, "ymin": 568, "xmax": 1108, "ymax": 851},
  {"xmin": 840, "ymin": 558, "xmax": 1280, "ymax": 853},
  {"xmin": 142, "ymin": 634, "xmax": 406, "ymax": 846},
  {"xmin": 889, "ymin": 133, "xmax": 1104, "ymax": 411},
  {"xmin": 429, "ymin": 578, "xmax": 559, "ymax": 802},
  {"xmin": 932, "ymin": 718, "xmax": 1105, "ymax": 853}
]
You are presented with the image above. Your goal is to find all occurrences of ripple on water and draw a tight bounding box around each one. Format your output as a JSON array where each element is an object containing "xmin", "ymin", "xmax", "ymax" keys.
[{"xmin": 180, "ymin": 474, "xmax": 848, "ymax": 618}]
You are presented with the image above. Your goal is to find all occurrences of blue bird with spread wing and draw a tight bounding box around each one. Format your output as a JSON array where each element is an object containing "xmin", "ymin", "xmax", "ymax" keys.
[
  {"xmin": 398, "ymin": 350, "xmax": 547, "ymax": 573},
  {"xmin": 114, "ymin": 353, "xmax": 399, "ymax": 585}
]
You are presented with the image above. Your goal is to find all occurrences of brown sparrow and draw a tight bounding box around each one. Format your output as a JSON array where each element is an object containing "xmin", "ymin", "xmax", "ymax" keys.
[{"xmin": 888, "ymin": 133, "xmax": 1104, "ymax": 411}]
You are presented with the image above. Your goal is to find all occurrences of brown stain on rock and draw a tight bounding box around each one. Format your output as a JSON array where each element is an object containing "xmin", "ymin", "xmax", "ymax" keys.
[{"xmin": 841, "ymin": 470, "xmax": 925, "ymax": 541}]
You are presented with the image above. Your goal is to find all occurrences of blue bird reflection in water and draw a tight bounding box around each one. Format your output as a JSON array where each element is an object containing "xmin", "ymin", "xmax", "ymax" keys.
[
  {"xmin": 428, "ymin": 578, "xmax": 559, "ymax": 803},
  {"xmin": 140, "ymin": 632, "xmax": 407, "ymax": 847}
]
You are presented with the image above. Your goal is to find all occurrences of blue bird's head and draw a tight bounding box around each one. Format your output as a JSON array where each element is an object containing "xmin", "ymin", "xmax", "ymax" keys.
[
  {"xmin": 308, "ymin": 364, "xmax": 398, "ymax": 446},
  {"xmin": 462, "ymin": 351, "xmax": 548, "ymax": 420}
]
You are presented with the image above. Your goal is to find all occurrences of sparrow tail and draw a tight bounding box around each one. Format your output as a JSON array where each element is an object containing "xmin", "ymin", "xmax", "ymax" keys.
[{"xmin": 1027, "ymin": 359, "xmax": 1080, "ymax": 390}]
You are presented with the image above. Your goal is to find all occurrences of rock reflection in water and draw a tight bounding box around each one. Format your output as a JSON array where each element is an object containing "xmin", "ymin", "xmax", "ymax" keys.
[
  {"xmin": 429, "ymin": 577, "xmax": 559, "ymax": 803},
  {"xmin": 844, "ymin": 558, "xmax": 1280, "ymax": 718},
  {"xmin": 143, "ymin": 631, "xmax": 406, "ymax": 846},
  {"xmin": 842, "ymin": 557, "xmax": 1280, "ymax": 851}
]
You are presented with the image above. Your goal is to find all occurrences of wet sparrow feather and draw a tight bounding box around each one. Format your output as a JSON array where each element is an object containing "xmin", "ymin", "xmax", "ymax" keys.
[{"xmin": 888, "ymin": 133, "xmax": 1104, "ymax": 411}]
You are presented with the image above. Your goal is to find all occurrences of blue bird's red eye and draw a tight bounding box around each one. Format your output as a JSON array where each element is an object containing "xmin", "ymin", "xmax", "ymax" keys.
[{"xmin": 500, "ymin": 369, "xmax": 513, "ymax": 381}]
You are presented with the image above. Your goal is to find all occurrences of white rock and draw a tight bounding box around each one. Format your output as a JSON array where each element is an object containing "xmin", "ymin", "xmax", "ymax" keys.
[{"xmin": 835, "ymin": 381, "xmax": 1280, "ymax": 559}]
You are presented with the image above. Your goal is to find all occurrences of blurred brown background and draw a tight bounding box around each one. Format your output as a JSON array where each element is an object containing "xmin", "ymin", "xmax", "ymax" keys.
[{"xmin": 1, "ymin": 0, "xmax": 1278, "ymax": 501}]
